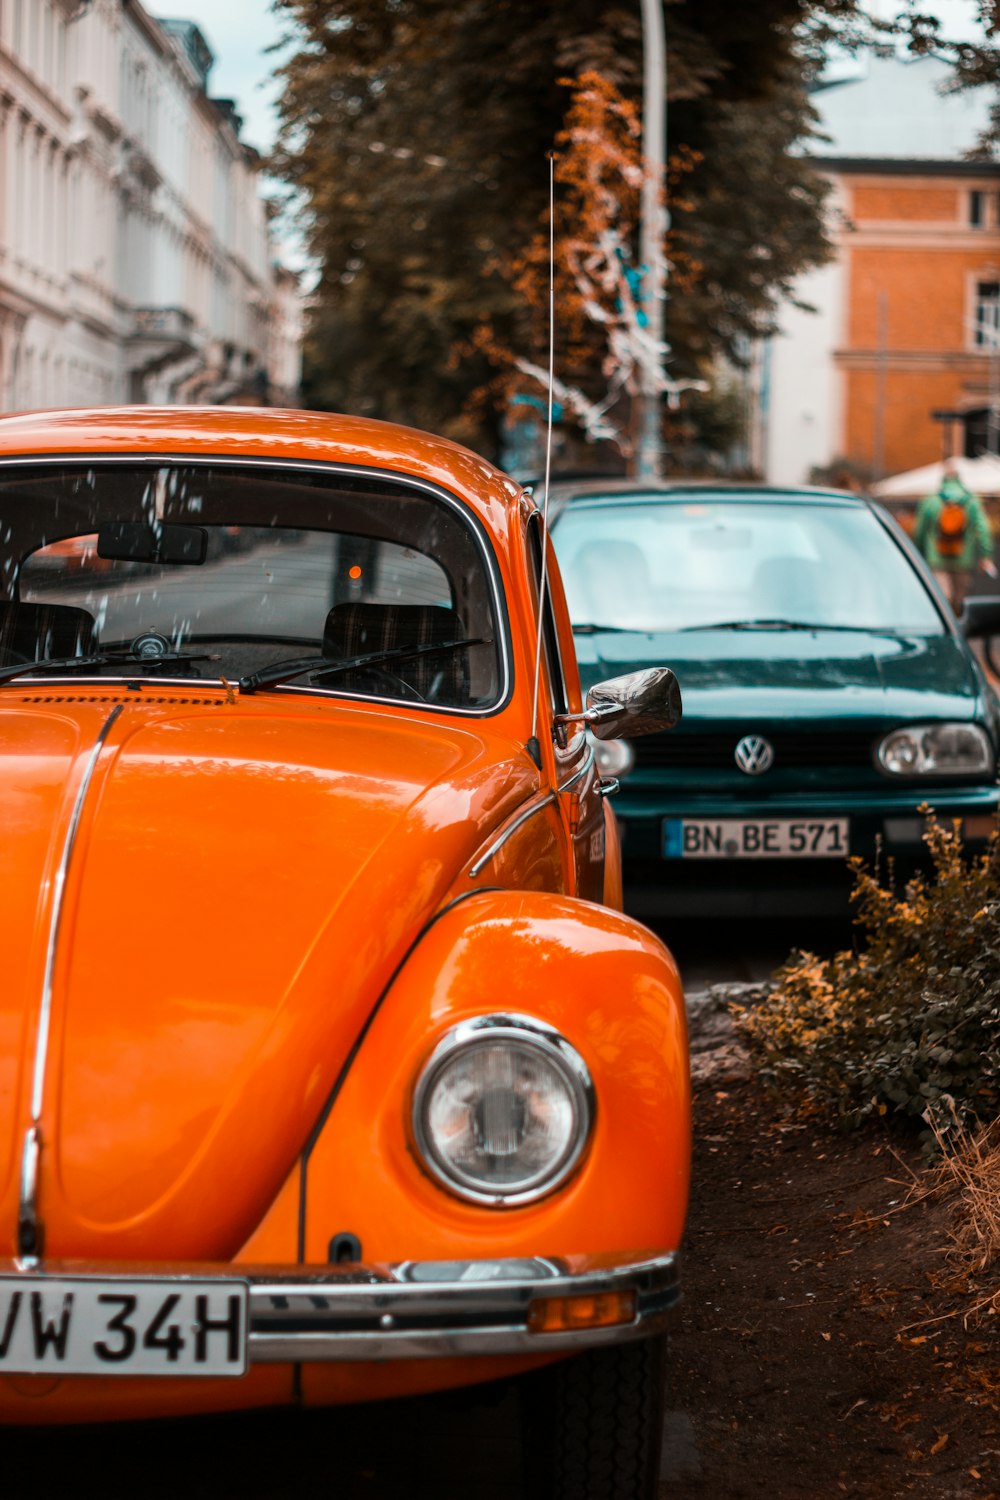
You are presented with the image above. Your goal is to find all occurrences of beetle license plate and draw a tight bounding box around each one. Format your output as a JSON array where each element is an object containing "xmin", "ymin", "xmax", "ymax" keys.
[
  {"xmin": 0, "ymin": 1277, "xmax": 248, "ymax": 1377},
  {"xmin": 663, "ymin": 817, "xmax": 849, "ymax": 859}
]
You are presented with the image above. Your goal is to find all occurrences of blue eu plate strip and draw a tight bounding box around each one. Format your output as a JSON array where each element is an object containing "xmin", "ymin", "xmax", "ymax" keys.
[{"xmin": 662, "ymin": 819, "xmax": 684, "ymax": 859}]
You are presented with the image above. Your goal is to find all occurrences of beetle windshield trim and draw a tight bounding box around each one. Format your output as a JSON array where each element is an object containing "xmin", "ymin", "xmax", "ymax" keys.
[{"xmin": 0, "ymin": 454, "xmax": 513, "ymax": 717}]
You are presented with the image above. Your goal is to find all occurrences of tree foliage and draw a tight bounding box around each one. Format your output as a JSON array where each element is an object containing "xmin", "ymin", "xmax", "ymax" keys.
[
  {"xmin": 465, "ymin": 71, "xmax": 703, "ymax": 457},
  {"xmin": 271, "ymin": 0, "xmax": 994, "ymax": 454}
]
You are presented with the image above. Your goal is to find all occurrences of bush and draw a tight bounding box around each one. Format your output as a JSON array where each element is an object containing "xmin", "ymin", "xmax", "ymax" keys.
[{"xmin": 735, "ymin": 817, "xmax": 1000, "ymax": 1141}]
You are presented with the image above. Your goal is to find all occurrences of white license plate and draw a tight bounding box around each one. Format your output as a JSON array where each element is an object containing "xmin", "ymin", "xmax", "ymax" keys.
[
  {"xmin": 0, "ymin": 1277, "xmax": 248, "ymax": 1377},
  {"xmin": 663, "ymin": 817, "xmax": 849, "ymax": 859}
]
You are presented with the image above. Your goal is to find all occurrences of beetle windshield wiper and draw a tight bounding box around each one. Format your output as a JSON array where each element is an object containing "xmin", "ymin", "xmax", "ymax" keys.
[
  {"xmin": 239, "ymin": 637, "xmax": 489, "ymax": 695},
  {"xmin": 0, "ymin": 650, "xmax": 218, "ymax": 686}
]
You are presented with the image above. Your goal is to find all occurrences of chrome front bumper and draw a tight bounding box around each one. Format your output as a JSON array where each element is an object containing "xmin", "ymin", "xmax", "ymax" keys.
[
  {"xmin": 248, "ymin": 1250, "xmax": 679, "ymax": 1361},
  {"xmin": 3, "ymin": 1250, "xmax": 679, "ymax": 1364}
]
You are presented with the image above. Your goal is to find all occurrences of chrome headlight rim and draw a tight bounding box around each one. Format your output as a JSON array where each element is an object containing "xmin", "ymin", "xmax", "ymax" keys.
[
  {"xmin": 411, "ymin": 1013, "xmax": 596, "ymax": 1208},
  {"xmin": 876, "ymin": 721, "xmax": 994, "ymax": 779}
]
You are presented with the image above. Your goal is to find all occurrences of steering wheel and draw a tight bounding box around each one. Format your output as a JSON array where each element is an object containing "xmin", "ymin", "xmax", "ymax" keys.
[{"xmin": 339, "ymin": 667, "xmax": 425, "ymax": 703}]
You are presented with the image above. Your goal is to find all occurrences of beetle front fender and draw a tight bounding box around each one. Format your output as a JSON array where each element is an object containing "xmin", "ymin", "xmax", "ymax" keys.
[{"xmin": 300, "ymin": 890, "xmax": 690, "ymax": 1266}]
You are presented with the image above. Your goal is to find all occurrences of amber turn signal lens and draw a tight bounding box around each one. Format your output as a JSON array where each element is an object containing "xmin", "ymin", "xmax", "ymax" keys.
[{"xmin": 527, "ymin": 1289, "xmax": 637, "ymax": 1334}]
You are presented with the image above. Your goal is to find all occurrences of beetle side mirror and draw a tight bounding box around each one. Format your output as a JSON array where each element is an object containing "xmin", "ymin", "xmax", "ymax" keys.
[
  {"xmin": 584, "ymin": 667, "xmax": 682, "ymax": 741},
  {"xmin": 959, "ymin": 596, "xmax": 1000, "ymax": 640}
]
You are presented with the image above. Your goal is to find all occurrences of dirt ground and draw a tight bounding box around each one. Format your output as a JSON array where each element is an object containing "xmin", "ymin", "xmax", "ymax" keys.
[{"xmin": 668, "ymin": 993, "xmax": 1000, "ymax": 1499}]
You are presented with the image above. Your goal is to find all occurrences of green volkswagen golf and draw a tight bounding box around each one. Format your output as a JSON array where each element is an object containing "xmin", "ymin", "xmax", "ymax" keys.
[{"xmin": 549, "ymin": 483, "xmax": 1000, "ymax": 917}]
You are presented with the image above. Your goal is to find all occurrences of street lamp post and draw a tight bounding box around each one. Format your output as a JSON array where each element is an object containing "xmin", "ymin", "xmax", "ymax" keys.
[{"xmin": 636, "ymin": 0, "xmax": 667, "ymax": 480}]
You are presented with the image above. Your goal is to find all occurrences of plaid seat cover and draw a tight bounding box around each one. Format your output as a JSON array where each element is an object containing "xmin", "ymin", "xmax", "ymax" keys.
[
  {"xmin": 323, "ymin": 602, "xmax": 469, "ymax": 703},
  {"xmin": 0, "ymin": 602, "xmax": 98, "ymax": 662}
]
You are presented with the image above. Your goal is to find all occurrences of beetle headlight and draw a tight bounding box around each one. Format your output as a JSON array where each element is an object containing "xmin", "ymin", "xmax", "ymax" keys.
[
  {"xmin": 587, "ymin": 730, "xmax": 634, "ymax": 779},
  {"xmin": 412, "ymin": 1015, "xmax": 594, "ymax": 1206},
  {"xmin": 877, "ymin": 723, "xmax": 993, "ymax": 777}
]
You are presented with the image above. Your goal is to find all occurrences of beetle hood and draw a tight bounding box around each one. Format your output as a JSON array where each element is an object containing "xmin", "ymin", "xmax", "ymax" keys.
[{"xmin": 0, "ymin": 692, "xmax": 535, "ymax": 1260}]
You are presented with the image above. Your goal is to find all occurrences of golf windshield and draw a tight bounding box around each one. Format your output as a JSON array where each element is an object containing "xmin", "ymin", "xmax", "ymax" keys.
[{"xmin": 552, "ymin": 500, "xmax": 945, "ymax": 635}]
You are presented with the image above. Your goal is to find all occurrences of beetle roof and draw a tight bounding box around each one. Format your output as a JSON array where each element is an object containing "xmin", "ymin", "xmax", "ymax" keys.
[{"xmin": 0, "ymin": 406, "xmax": 524, "ymax": 533}]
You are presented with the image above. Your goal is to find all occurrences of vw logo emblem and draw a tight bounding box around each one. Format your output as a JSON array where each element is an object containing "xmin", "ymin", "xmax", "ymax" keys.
[{"xmin": 734, "ymin": 734, "xmax": 774, "ymax": 776}]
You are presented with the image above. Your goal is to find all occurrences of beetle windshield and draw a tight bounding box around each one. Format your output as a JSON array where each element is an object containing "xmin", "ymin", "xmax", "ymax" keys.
[
  {"xmin": 552, "ymin": 500, "xmax": 945, "ymax": 636},
  {"xmin": 0, "ymin": 462, "xmax": 503, "ymax": 709}
]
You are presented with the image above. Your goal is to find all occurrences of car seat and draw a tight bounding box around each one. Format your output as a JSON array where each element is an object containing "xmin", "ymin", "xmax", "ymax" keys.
[
  {"xmin": 0, "ymin": 601, "xmax": 98, "ymax": 664},
  {"xmin": 323, "ymin": 602, "xmax": 469, "ymax": 704}
]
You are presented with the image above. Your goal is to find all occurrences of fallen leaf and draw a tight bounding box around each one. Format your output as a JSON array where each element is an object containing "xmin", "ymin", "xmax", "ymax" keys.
[
  {"xmin": 970, "ymin": 1468, "xmax": 981, "ymax": 1479},
  {"xmin": 930, "ymin": 1433, "xmax": 949, "ymax": 1455},
  {"xmin": 821, "ymin": 1332, "xmax": 832, "ymax": 1341}
]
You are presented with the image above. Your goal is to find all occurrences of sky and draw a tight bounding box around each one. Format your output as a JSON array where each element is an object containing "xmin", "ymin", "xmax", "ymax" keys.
[
  {"xmin": 149, "ymin": 0, "xmax": 289, "ymax": 154},
  {"xmin": 866, "ymin": 0, "xmax": 986, "ymax": 40}
]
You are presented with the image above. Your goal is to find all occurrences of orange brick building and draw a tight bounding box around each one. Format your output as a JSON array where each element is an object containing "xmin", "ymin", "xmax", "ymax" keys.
[{"xmin": 763, "ymin": 55, "xmax": 1000, "ymax": 486}]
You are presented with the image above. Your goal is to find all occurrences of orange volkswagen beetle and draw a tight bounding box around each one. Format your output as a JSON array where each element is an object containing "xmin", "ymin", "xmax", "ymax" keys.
[{"xmin": 0, "ymin": 407, "xmax": 689, "ymax": 1496}]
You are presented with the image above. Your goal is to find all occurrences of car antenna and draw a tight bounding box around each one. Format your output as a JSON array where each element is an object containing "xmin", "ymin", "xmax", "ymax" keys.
[{"xmin": 527, "ymin": 152, "xmax": 557, "ymax": 772}]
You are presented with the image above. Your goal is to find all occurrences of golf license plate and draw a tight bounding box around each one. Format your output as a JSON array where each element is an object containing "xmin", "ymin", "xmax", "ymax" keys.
[
  {"xmin": 0, "ymin": 1277, "xmax": 248, "ymax": 1377},
  {"xmin": 663, "ymin": 817, "xmax": 849, "ymax": 859}
]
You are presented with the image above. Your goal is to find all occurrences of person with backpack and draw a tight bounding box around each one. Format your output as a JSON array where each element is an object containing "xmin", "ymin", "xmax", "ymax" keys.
[{"xmin": 913, "ymin": 460, "xmax": 997, "ymax": 613}]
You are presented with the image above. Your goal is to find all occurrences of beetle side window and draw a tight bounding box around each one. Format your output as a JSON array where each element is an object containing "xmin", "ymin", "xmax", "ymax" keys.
[{"xmin": 526, "ymin": 512, "xmax": 569, "ymax": 719}]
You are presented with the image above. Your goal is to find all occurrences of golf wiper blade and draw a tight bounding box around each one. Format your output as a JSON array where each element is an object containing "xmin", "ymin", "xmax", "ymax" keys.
[
  {"xmin": 678, "ymin": 619, "xmax": 908, "ymax": 635},
  {"xmin": 571, "ymin": 622, "xmax": 645, "ymax": 635}
]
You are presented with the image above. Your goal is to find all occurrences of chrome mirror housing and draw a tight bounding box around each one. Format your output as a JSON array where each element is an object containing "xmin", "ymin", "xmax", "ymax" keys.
[{"xmin": 583, "ymin": 667, "xmax": 682, "ymax": 741}]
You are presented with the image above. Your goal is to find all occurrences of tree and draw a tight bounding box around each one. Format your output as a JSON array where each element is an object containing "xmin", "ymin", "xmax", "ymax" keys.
[
  {"xmin": 466, "ymin": 71, "xmax": 705, "ymax": 459},
  {"xmin": 271, "ymin": 1, "xmax": 989, "ymax": 456}
]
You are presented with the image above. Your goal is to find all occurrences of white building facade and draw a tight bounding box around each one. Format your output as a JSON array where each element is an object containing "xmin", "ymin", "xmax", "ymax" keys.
[{"xmin": 0, "ymin": 0, "xmax": 301, "ymax": 413}]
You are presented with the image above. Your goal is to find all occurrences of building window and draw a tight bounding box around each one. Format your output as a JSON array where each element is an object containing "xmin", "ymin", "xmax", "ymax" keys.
[
  {"xmin": 975, "ymin": 281, "xmax": 1000, "ymax": 347},
  {"xmin": 970, "ymin": 190, "xmax": 985, "ymax": 228}
]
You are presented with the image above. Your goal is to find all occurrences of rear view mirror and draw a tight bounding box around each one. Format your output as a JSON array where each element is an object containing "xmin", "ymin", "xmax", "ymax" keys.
[
  {"xmin": 97, "ymin": 522, "xmax": 207, "ymax": 565},
  {"xmin": 959, "ymin": 595, "xmax": 1000, "ymax": 640},
  {"xmin": 584, "ymin": 667, "xmax": 682, "ymax": 740}
]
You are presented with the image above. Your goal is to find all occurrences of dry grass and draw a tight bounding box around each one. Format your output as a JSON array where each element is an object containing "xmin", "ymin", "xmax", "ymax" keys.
[
  {"xmin": 925, "ymin": 1111, "xmax": 1000, "ymax": 1279},
  {"xmin": 897, "ymin": 1109, "xmax": 1000, "ymax": 1329}
]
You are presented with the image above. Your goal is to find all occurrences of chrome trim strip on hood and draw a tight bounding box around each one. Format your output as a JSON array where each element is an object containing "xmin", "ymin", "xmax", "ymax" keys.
[
  {"xmin": 17, "ymin": 701, "xmax": 124, "ymax": 1262},
  {"xmin": 466, "ymin": 746, "xmax": 595, "ymax": 880},
  {"xmin": 557, "ymin": 745, "xmax": 596, "ymax": 795},
  {"xmin": 468, "ymin": 793, "xmax": 557, "ymax": 878}
]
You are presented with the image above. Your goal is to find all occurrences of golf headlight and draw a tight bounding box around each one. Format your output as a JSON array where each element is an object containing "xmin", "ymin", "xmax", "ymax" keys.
[
  {"xmin": 877, "ymin": 723, "xmax": 993, "ymax": 777},
  {"xmin": 412, "ymin": 1015, "xmax": 595, "ymax": 1206},
  {"xmin": 587, "ymin": 730, "xmax": 634, "ymax": 779}
]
